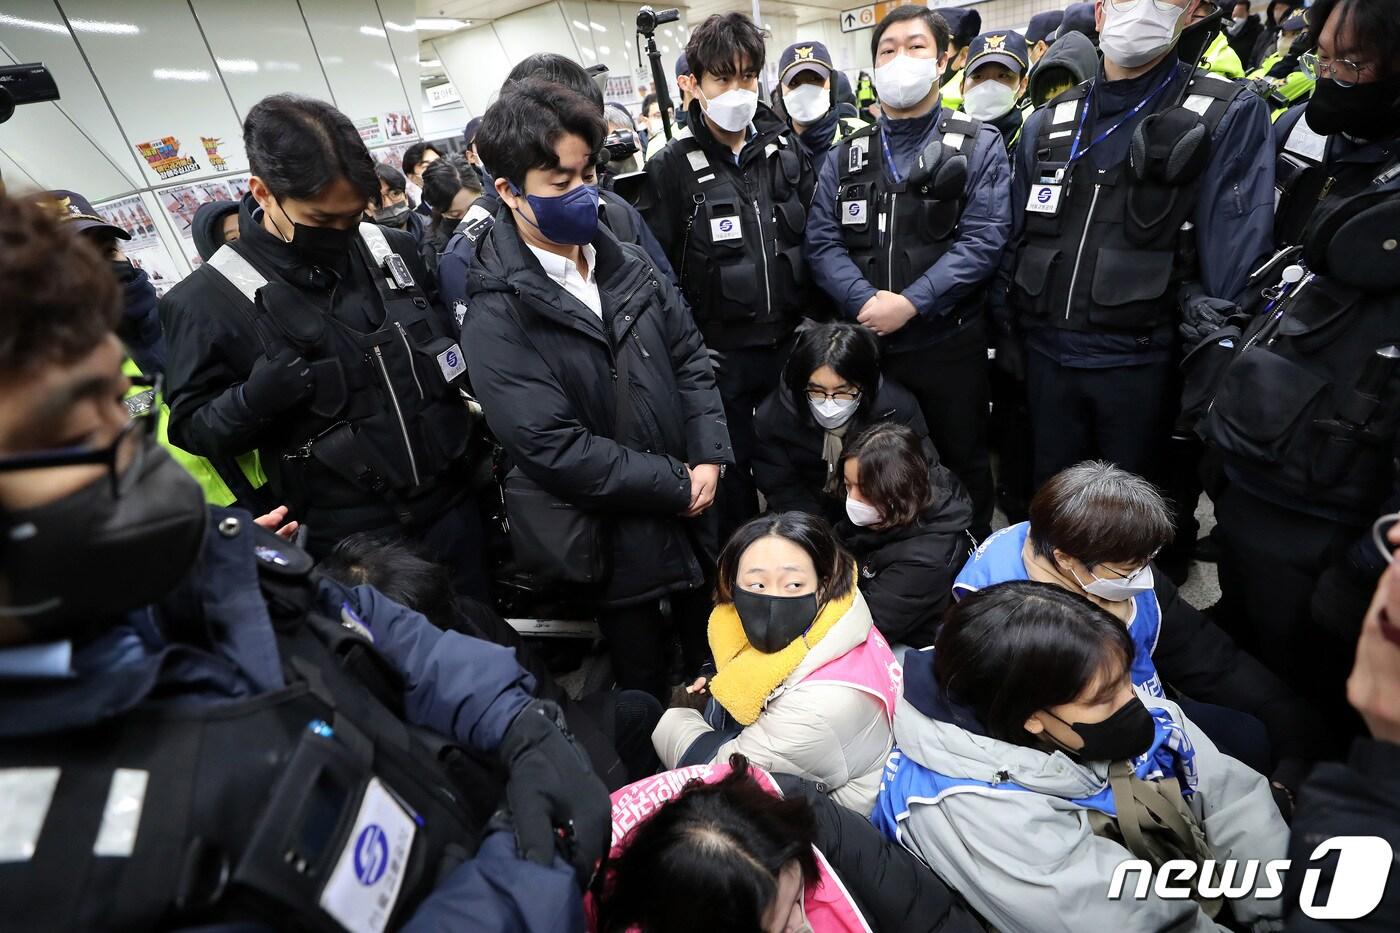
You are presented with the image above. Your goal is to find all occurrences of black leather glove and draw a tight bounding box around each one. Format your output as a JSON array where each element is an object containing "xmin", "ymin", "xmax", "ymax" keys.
[
  {"xmin": 243, "ymin": 348, "xmax": 315, "ymax": 417},
  {"xmin": 499, "ymin": 699, "xmax": 610, "ymax": 888},
  {"xmin": 1268, "ymin": 757, "xmax": 1312, "ymax": 822},
  {"xmin": 1178, "ymin": 295, "xmax": 1239, "ymax": 349}
]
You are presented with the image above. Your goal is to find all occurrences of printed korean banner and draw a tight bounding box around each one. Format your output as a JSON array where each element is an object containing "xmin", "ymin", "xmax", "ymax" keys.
[
  {"xmin": 94, "ymin": 194, "xmax": 185, "ymax": 297},
  {"xmin": 135, "ymin": 136, "xmax": 201, "ymax": 182}
]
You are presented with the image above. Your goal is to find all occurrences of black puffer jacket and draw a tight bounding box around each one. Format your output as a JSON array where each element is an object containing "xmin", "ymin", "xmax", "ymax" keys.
[
  {"xmin": 837, "ymin": 465, "xmax": 974, "ymax": 648},
  {"xmin": 463, "ymin": 206, "xmax": 733, "ymax": 607},
  {"xmin": 774, "ymin": 774, "xmax": 985, "ymax": 933},
  {"xmin": 752, "ymin": 376, "xmax": 930, "ymax": 524}
]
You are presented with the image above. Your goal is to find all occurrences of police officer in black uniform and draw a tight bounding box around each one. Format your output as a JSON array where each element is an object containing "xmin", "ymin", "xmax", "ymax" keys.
[
  {"xmin": 160, "ymin": 95, "xmax": 487, "ymax": 595},
  {"xmin": 0, "ymin": 194, "xmax": 609, "ymax": 930},
  {"xmin": 1194, "ymin": 0, "xmax": 1400, "ymax": 720},
  {"xmin": 641, "ymin": 11, "xmax": 817, "ymax": 539},
  {"xmin": 805, "ymin": 5, "xmax": 1011, "ymax": 541}
]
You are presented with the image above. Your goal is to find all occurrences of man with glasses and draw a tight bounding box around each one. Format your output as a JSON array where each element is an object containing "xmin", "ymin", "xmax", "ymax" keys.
[
  {"xmin": 0, "ymin": 194, "xmax": 610, "ymax": 930},
  {"xmin": 1198, "ymin": 0, "xmax": 1400, "ymax": 731}
]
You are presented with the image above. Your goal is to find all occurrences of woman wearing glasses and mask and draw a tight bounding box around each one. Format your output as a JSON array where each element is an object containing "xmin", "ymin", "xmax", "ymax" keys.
[
  {"xmin": 876, "ymin": 582, "xmax": 1288, "ymax": 933},
  {"xmin": 752, "ymin": 322, "xmax": 935, "ymax": 527},
  {"xmin": 954, "ymin": 461, "xmax": 1326, "ymax": 804}
]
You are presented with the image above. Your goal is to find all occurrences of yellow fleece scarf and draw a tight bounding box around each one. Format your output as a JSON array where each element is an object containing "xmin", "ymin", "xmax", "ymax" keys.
[{"xmin": 708, "ymin": 578, "xmax": 858, "ymax": 726}]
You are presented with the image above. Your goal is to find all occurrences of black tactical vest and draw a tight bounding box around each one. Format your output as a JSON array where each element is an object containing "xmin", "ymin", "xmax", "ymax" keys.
[
  {"xmin": 834, "ymin": 110, "xmax": 982, "ymax": 352},
  {"xmin": 670, "ymin": 125, "xmax": 809, "ymax": 348},
  {"xmin": 1009, "ymin": 71, "xmax": 1242, "ymax": 334},
  {"xmin": 1201, "ymin": 179, "xmax": 1400, "ymax": 522},
  {"xmin": 206, "ymin": 225, "xmax": 470, "ymax": 525},
  {"xmin": 0, "ymin": 548, "xmax": 498, "ymax": 931}
]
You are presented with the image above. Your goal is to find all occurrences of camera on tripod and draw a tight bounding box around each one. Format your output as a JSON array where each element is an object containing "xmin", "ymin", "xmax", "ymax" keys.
[{"xmin": 635, "ymin": 6, "xmax": 679, "ymax": 37}]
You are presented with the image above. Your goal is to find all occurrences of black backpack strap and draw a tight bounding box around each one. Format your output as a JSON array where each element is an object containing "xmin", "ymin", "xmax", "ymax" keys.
[
  {"xmin": 937, "ymin": 109, "xmax": 984, "ymax": 160},
  {"xmin": 1178, "ymin": 69, "xmax": 1246, "ymax": 136}
]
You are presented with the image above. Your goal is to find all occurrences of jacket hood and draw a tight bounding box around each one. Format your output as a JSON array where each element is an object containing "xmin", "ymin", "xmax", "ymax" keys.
[
  {"xmin": 192, "ymin": 200, "xmax": 240, "ymax": 263},
  {"xmin": 1028, "ymin": 31, "xmax": 1099, "ymax": 105},
  {"xmin": 895, "ymin": 647, "xmax": 1111, "ymax": 800}
]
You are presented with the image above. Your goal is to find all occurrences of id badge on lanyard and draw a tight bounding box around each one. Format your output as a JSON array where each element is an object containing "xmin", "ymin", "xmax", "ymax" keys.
[{"xmin": 1027, "ymin": 160, "xmax": 1068, "ymax": 217}]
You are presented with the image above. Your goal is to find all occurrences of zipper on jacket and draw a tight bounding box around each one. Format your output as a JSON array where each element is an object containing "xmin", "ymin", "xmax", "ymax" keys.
[
  {"xmin": 752, "ymin": 197, "xmax": 772, "ymax": 316},
  {"xmin": 394, "ymin": 321, "xmax": 425, "ymax": 400},
  {"xmin": 886, "ymin": 191, "xmax": 898, "ymax": 290},
  {"xmin": 372, "ymin": 344, "xmax": 420, "ymax": 486},
  {"xmin": 1064, "ymin": 180, "xmax": 1104, "ymax": 321}
]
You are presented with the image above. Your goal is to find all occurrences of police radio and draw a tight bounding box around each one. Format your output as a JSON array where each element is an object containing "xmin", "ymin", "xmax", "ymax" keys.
[{"xmin": 383, "ymin": 253, "xmax": 415, "ymax": 290}]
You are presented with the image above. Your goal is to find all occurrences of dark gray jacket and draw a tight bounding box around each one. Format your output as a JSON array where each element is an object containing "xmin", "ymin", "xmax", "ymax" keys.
[{"xmin": 463, "ymin": 206, "xmax": 733, "ymax": 606}]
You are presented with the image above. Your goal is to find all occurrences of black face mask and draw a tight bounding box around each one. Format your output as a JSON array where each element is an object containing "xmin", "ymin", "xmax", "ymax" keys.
[
  {"xmin": 732, "ymin": 588, "xmax": 819, "ymax": 654},
  {"xmin": 271, "ymin": 198, "xmax": 358, "ymax": 268},
  {"xmin": 0, "ymin": 435, "xmax": 208, "ymax": 642},
  {"xmin": 1306, "ymin": 74, "xmax": 1400, "ymax": 141},
  {"xmin": 1046, "ymin": 696, "xmax": 1157, "ymax": 762}
]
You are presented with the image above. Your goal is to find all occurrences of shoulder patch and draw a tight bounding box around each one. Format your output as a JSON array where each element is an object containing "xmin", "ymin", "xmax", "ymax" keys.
[{"xmin": 250, "ymin": 524, "xmax": 315, "ymax": 578}]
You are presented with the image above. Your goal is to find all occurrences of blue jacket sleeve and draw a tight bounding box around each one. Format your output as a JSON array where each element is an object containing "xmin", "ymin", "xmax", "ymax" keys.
[
  {"xmin": 401, "ymin": 831, "xmax": 584, "ymax": 933},
  {"xmin": 1193, "ymin": 92, "xmax": 1276, "ymax": 302},
  {"xmin": 317, "ymin": 578, "xmax": 534, "ymax": 754},
  {"xmin": 804, "ymin": 149, "xmax": 878, "ymax": 318},
  {"xmin": 902, "ymin": 126, "xmax": 1012, "ymax": 317},
  {"xmin": 438, "ymin": 233, "xmax": 473, "ymax": 334}
]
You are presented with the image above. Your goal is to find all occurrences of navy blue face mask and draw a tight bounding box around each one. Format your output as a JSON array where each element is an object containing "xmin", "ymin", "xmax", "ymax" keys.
[{"xmin": 509, "ymin": 181, "xmax": 600, "ymax": 246}]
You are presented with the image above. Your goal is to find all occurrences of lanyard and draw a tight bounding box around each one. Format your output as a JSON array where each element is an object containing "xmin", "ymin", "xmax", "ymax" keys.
[
  {"xmin": 878, "ymin": 126, "xmax": 903, "ymax": 184},
  {"xmin": 1065, "ymin": 68, "xmax": 1178, "ymax": 169}
]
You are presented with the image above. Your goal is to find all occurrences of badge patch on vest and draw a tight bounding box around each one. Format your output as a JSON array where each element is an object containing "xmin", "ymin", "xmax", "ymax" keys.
[
  {"xmin": 710, "ymin": 217, "xmax": 743, "ymax": 242},
  {"xmin": 319, "ymin": 778, "xmax": 416, "ymax": 933},
  {"xmin": 0, "ymin": 767, "xmax": 60, "ymax": 863},
  {"xmin": 848, "ymin": 136, "xmax": 869, "ymax": 173},
  {"xmin": 686, "ymin": 148, "xmax": 710, "ymax": 172},
  {"xmin": 1026, "ymin": 183, "xmax": 1063, "ymax": 215},
  {"xmin": 436, "ymin": 343, "xmax": 467, "ymax": 382},
  {"xmin": 841, "ymin": 199, "xmax": 868, "ymax": 225},
  {"xmin": 1053, "ymin": 100, "xmax": 1080, "ymax": 124}
]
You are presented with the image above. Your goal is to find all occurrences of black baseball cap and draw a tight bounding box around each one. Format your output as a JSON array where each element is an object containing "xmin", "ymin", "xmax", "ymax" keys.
[
  {"xmin": 675, "ymin": 52, "xmax": 689, "ymax": 77},
  {"xmin": 45, "ymin": 189, "xmax": 129, "ymax": 240},
  {"xmin": 940, "ymin": 8, "xmax": 983, "ymax": 48},
  {"xmin": 967, "ymin": 31, "xmax": 1030, "ymax": 77},
  {"xmin": 779, "ymin": 41, "xmax": 834, "ymax": 85},
  {"xmin": 1056, "ymin": 2, "xmax": 1098, "ymax": 42},
  {"xmin": 462, "ymin": 116, "xmax": 483, "ymax": 147},
  {"xmin": 1026, "ymin": 11, "xmax": 1065, "ymax": 45},
  {"xmin": 1280, "ymin": 13, "xmax": 1307, "ymax": 31}
]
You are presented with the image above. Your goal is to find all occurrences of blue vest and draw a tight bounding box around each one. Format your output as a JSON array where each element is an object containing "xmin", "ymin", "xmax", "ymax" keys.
[
  {"xmin": 872, "ymin": 708, "xmax": 1196, "ymax": 841},
  {"xmin": 953, "ymin": 523, "xmax": 1165, "ymax": 697}
]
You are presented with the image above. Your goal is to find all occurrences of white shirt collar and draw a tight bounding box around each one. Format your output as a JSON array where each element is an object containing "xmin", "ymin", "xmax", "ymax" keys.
[{"xmin": 525, "ymin": 242, "xmax": 603, "ymax": 319}]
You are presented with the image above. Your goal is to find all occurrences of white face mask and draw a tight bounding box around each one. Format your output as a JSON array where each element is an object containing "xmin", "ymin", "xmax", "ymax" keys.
[
  {"xmin": 873, "ymin": 53, "xmax": 941, "ymax": 111},
  {"xmin": 1277, "ymin": 33, "xmax": 1297, "ymax": 58},
  {"xmin": 647, "ymin": 117, "xmax": 662, "ymax": 135},
  {"xmin": 700, "ymin": 86, "xmax": 759, "ymax": 133},
  {"xmin": 1071, "ymin": 563, "xmax": 1155, "ymax": 602},
  {"xmin": 845, "ymin": 495, "xmax": 883, "ymax": 527},
  {"xmin": 1099, "ymin": 0, "xmax": 1188, "ymax": 69},
  {"xmin": 962, "ymin": 79, "xmax": 1018, "ymax": 121},
  {"xmin": 809, "ymin": 396, "xmax": 858, "ymax": 429},
  {"xmin": 784, "ymin": 82, "xmax": 831, "ymax": 125}
]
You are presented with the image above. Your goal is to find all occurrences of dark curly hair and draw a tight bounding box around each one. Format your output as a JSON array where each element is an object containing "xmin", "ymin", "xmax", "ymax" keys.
[
  {"xmin": 0, "ymin": 195, "xmax": 120, "ymax": 371},
  {"xmin": 595, "ymin": 755, "xmax": 819, "ymax": 933}
]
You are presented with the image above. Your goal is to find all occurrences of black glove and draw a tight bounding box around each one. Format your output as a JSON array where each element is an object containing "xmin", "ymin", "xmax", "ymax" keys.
[
  {"xmin": 1178, "ymin": 295, "xmax": 1239, "ymax": 349},
  {"xmin": 1269, "ymin": 757, "xmax": 1312, "ymax": 822},
  {"xmin": 993, "ymin": 330, "xmax": 1026, "ymax": 380},
  {"xmin": 1311, "ymin": 557, "xmax": 1377, "ymax": 644},
  {"xmin": 499, "ymin": 699, "xmax": 610, "ymax": 888},
  {"xmin": 243, "ymin": 348, "xmax": 315, "ymax": 416}
]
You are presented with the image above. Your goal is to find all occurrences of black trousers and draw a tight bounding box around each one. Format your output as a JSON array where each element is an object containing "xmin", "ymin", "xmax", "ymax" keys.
[
  {"xmin": 989, "ymin": 365, "xmax": 1034, "ymax": 525},
  {"xmin": 711, "ymin": 343, "xmax": 791, "ymax": 544},
  {"xmin": 883, "ymin": 319, "xmax": 994, "ymax": 539},
  {"xmin": 599, "ymin": 585, "xmax": 713, "ymax": 704},
  {"xmin": 1025, "ymin": 354, "xmax": 1176, "ymax": 488}
]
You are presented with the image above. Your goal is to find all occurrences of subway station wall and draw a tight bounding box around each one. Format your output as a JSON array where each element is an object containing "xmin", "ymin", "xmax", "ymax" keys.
[{"xmin": 0, "ymin": 0, "xmax": 425, "ymax": 286}]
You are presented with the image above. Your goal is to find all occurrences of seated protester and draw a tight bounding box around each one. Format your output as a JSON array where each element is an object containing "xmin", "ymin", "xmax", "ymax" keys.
[
  {"xmin": 876, "ymin": 582, "xmax": 1289, "ymax": 933},
  {"xmin": 462, "ymin": 80, "xmax": 732, "ymax": 704},
  {"xmin": 837, "ymin": 422, "xmax": 973, "ymax": 649},
  {"xmin": 959, "ymin": 30, "xmax": 1031, "ymax": 148},
  {"xmin": 591, "ymin": 755, "xmax": 982, "ymax": 933},
  {"xmin": 1024, "ymin": 28, "xmax": 1098, "ymax": 108},
  {"xmin": 955, "ymin": 461, "xmax": 1328, "ymax": 795},
  {"xmin": 439, "ymin": 53, "xmax": 675, "ymax": 325},
  {"xmin": 753, "ymin": 322, "xmax": 932, "ymax": 526},
  {"xmin": 371, "ymin": 161, "xmax": 430, "ymax": 245},
  {"xmin": 192, "ymin": 198, "xmax": 241, "ymax": 262},
  {"xmin": 653, "ymin": 513, "xmax": 899, "ymax": 815},
  {"xmin": 419, "ymin": 158, "xmax": 482, "ymax": 273},
  {"xmin": 321, "ymin": 533, "xmax": 662, "ymax": 788}
]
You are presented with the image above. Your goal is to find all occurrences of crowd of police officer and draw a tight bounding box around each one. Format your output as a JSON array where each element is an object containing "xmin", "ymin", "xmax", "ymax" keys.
[{"xmin": 1, "ymin": 0, "xmax": 1399, "ymax": 927}]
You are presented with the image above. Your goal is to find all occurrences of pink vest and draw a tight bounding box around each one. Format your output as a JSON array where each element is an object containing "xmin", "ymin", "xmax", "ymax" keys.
[
  {"xmin": 590, "ymin": 764, "xmax": 875, "ymax": 933},
  {"xmin": 797, "ymin": 626, "xmax": 902, "ymax": 723}
]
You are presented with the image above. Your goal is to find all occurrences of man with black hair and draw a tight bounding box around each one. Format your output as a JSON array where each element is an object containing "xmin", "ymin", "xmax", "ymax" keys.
[
  {"xmin": 461, "ymin": 116, "xmax": 492, "ymax": 190},
  {"xmin": 371, "ymin": 162, "xmax": 430, "ymax": 248},
  {"xmin": 1199, "ymin": 0, "xmax": 1400, "ymax": 721},
  {"xmin": 401, "ymin": 140, "xmax": 441, "ymax": 215},
  {"xmin": 437, "ymin": 52, "xmax": 675, "ymax": 325},
  {"xmin": 0, "ymin": 193, "xmax": 609, "ymax": 931},
  {"xmin": 805, "ymin": 4, "xmax": 1011, "ymax": 542},
  {"xmin": 160, "ymin": 94, "xmax": 487, "ymax": 596},
  {"xmin": 462, "ymin": 79, "xmax": 732, "ymax": 704},
  {"xmin": 642, "ymin": 12, "xmax": 818, "ymax": 540}
]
